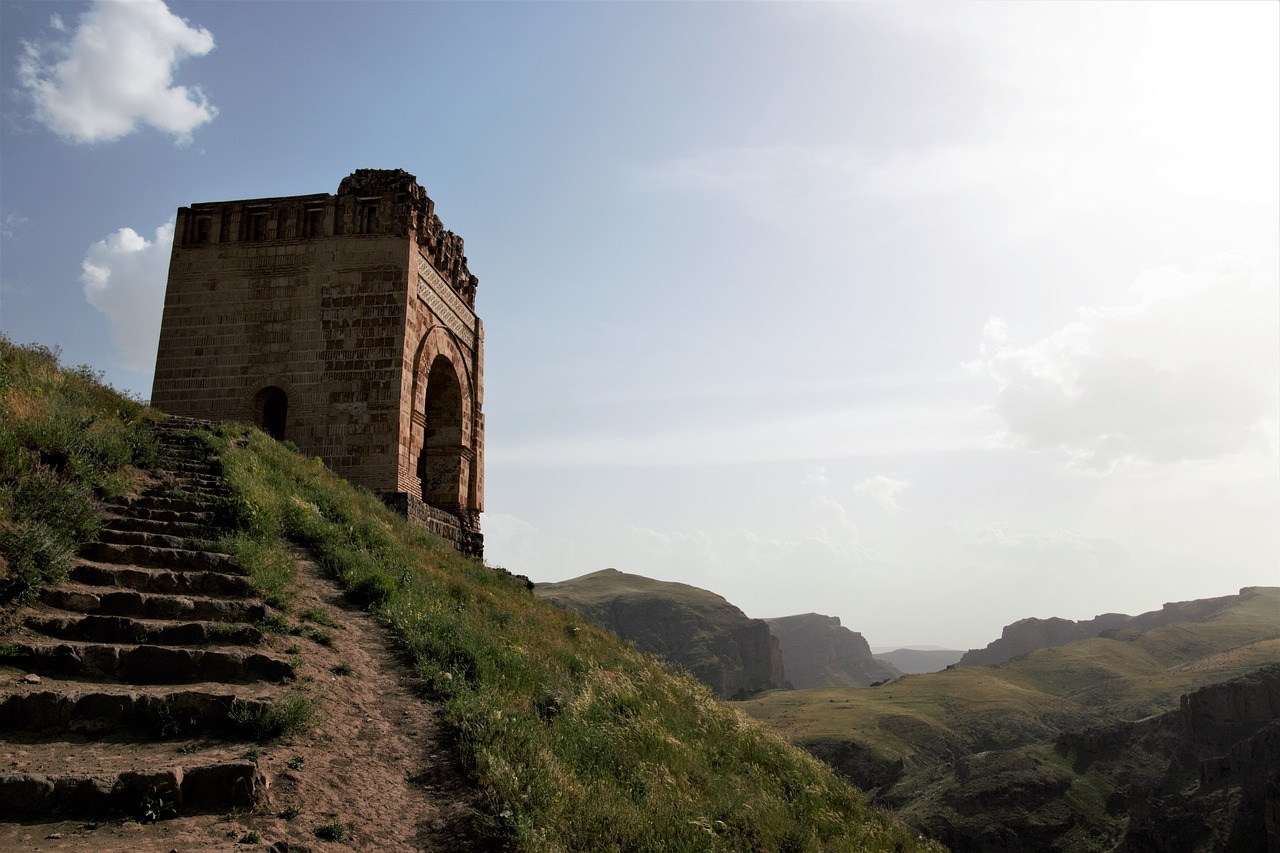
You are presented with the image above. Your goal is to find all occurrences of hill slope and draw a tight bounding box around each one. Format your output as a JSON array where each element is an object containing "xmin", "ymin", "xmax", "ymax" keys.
[
  {"xmin": 535, "ymin": 568, "xmax": 787, "ymax": 698},
  {"xmin": 0, "ymin": 337, "xmax": 938, "ymax": 852}
]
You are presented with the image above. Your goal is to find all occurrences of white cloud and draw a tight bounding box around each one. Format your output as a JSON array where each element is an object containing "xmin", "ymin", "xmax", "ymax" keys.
[
  {"xmin": 641, "ymin": 4, "xmax": 1277, "ymax": 238},
  {"xmin": 970, "ymin": 254, "xmax": 1280, "ymax": 471},
  {"xmin": 803, "ymin": 466, "xmax": 829, "ymax": 489},
  {"xmin": 482, "ymin": 512, "xmax": 580, "ymax": 577},
  {"xmin": 490, "ymin": 401, "xmax": 991, "ymax": 468},
  {"xmin": 81, "ymin": 223, "xmax": 173, "ymax": 372},
  {"xmin": 18, "ymin": 0, "xmax": 217, "ymax": 143},
  {"xmin": 853, "ymin": 475, "xmax": 909, "ymax": 512}
]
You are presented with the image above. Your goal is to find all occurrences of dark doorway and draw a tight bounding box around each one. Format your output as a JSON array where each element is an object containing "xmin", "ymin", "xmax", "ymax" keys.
[
  {"xmin": 420, "ymin": 357, "xmax": 464, "ymax": 511},
  {"xmin": 255, "ymin": 386, "xmax": 288, "ymax": 440}
]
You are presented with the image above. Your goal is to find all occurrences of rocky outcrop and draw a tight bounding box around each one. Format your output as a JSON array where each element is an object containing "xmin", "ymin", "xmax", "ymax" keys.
[
  {"xmin": 764, "ymin": 613, "xmax": 900, "ymax": 688},
  {"xmin": 534, "ymin": 569, "xmax": 786, "ymax": 699},
  {"xmin": 959, "ymin": 590, "xmax": 1251, "ymax": 667}
]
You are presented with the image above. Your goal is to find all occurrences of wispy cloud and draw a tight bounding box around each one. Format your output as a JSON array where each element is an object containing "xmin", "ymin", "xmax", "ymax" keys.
[
  {"xmin": 18, "ymin": 0, "xmax": 217, "ymax": 143},
  {"xmin": 969, "ymin": 254, "xmax": 1280, "ymax": 471},
  {"xmin": 490, "ymin": 401, "xmax": 993, "ymax": 468},
  {"xmin": 81, "ymin": 223, "xmax": 173, "ymax": 372},
  {"xmin": 638, "ymin": 4, "xmax": 1277, "ymax": 235},
  {"xmin": 853, "ymin": 475, "xmax": 909, "ymax": 512}
]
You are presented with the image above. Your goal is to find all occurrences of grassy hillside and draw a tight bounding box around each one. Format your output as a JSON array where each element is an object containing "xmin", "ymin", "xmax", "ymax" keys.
[
  {"xmin": 0, "ymin": 337, "xmax": 941, "ymax": 853},
  {"xmin": 0, "ymin": 339, "xmax": 159, "ymax": 602}
]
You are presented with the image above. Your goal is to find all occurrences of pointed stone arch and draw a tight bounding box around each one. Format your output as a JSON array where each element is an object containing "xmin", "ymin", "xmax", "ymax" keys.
[{"xmin": 408, "ymin": 326, "xmax": 475, "ymax": 519}]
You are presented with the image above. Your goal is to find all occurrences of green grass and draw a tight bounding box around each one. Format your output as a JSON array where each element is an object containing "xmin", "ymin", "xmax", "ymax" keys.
[
  {"xmin": 229, "ymin": 692, "xmax": 318, "ymax": 741},
  {"xmin": 0, "ymin": 337, "xmax": 158, "ymax": 601},
  {"xmin": 200, "ymin": 422, "xmax": 939, "ymax": 852},
  {"xmin": 0, "ymin": 340, "xmax": 939, "ymax": 851}
]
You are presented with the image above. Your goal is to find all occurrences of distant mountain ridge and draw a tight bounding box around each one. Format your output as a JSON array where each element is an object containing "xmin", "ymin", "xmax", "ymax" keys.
[
  {"xmin": 765, "ymin": 613, "xmax": 900, "ymax": 688},
  {"xmin": 741, "ymin": 585, "xmax": 1280, "ymax": 852},
  {"xmin": 534, "ymin": 569, "xmax": 787, "ymax": 699},
  {"xmin": 873, "ymin": 648, "xmax": 965, "ymax": 675},
  {"xmin": 958, "ymin": 591, "xmax": 1246, "ymax": 666}
]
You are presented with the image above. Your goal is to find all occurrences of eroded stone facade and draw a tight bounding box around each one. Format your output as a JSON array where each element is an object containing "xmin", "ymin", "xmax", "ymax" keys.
[{"xmin": 151, "ymin": 169, "xmax": 484, "ymax": 557}]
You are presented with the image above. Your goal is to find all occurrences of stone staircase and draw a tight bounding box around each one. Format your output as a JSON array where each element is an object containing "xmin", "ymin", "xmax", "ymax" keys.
[{"xmin": 0, "ymin": 417, "xmax": 292, "ymax": 821}]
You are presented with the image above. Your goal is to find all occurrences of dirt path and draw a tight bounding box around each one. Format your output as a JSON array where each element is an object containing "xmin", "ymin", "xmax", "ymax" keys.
[{"xmin": 0, "ymin": 555, "xmax": 493, "ymax": 852}]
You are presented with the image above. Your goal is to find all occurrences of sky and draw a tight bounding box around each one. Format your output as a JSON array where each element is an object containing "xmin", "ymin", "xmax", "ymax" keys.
[{"xmin": 1, "ymin": 1, "xmax": 1276, "ymax": 650}]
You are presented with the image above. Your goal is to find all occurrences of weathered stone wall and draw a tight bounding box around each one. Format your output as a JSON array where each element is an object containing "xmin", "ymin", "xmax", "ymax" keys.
[{"xmin": 152, "ymin": 169, "xmax": 484, "ymax": 554}]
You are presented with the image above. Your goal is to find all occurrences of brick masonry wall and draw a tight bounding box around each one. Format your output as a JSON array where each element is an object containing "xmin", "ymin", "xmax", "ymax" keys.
[{"xmin": 152, "ymin": 171, "xmax": 484, "ymax": 555}]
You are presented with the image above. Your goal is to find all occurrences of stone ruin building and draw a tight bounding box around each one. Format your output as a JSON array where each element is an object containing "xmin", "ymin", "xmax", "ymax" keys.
[{"xmin": 151, "ymin": 169, "xmax": 484, "ymax": 558}]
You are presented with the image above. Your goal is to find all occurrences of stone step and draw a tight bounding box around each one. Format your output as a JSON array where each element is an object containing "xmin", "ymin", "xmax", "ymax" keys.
[
  {"xmin": 77, "ymin": 542, "xmax": 239, "ymax": 574},
  {"xmin": 24, "ymin": 614, "xmax": 264, "ymax": 647},
  {"xmin": 0, "ymin": 761, "xmax": 266, "ymax": 818},
  {"xmin": 68, "ymin": 562, "xmax": 254, "ymax": 598},
  {"xmin": 4, "ymin": 640, "xmax": 294, "ymax": 685},
  {"xmin": 94, "ymin": 527, "xmax": 207, "ymax": 551},
  {"xmin": 40, "ymin": 585, "xmax": 268, "ymax": 623},
  {"xmin": 101, "ymin": 514, "xmax": 209, "ymax": 539},
  {"xmin": 149, "ymin": 477, "xmax": 227, "ymax": 497},
  {"xmin": 0, "ymin": 684, "xmax": 275, "ymax": 737},
  {"xmin": 100, "ymin": 504, "xmax": 214, "ymax": 525},
  {"xmin": 112, "ymin": 494, "xmax": 218, "ymax": 514}
]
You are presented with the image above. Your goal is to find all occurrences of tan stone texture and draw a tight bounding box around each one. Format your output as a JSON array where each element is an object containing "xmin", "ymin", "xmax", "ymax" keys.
[{"xmin": 151, "ymin": 169, "xmax": 484, "ymax": 550}]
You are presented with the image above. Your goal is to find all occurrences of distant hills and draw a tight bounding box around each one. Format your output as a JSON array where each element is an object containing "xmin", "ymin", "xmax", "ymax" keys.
[
  {"xmin": 765, "ymin": 613, "xmax": 900, "ymax": 688},
  {"xmin": 741, "ymin": 586, "xmax": 1280, "ymax": 852},
  {"xmin": 533, "ymin": 570, "xmax": 903, "ymax": 698},
  {"xmin": 958, "ymin": 591, "xmax": 1248, "ymax": 666},
  {"xmin": 873, "ymin": 648, "xmax": 965, "ymax": 674},
  {"xmin": 534, "ymin": 569, "xmax": 787, "ymax": 699}
]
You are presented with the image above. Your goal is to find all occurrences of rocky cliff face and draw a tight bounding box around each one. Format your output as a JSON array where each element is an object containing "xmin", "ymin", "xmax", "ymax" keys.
[
  {"xmin": 764, "ymin": 614, "xmax": 900, "ymax": 688},
  {"xmin": 959, "ymin": 590, "xmax": 1247, "ymax": 667},
  {"xmin": 534, "ymin": 569, "xmax": 786, "ymax": 699}
]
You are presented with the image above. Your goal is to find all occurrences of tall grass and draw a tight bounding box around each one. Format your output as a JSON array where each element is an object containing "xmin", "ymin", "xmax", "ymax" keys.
[
  {"xmin": 205, "ymin": 424, "xmax": 942, "ymax": 852},
  {"xmin": 1, "ymin": 339, "xmax": 941, "ymax": 850},
  {"xmin": 0, "ymin": 337, "xmax": 158, "ymax": 600}
]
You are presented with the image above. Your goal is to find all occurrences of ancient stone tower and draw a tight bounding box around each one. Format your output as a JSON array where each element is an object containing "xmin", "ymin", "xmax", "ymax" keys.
[{"xmin": 151, "ymin": 169, "xmax": 484, "ymax": 557}]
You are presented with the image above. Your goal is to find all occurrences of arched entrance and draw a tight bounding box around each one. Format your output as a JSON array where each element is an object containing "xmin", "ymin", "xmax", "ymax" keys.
[
  {"xmin": 254, "ymin": 386, "xmax": 288, "ymax": 440},
  {"xmin": 418, "ymin": 356, "xmax": 467, "ymax": 514}
]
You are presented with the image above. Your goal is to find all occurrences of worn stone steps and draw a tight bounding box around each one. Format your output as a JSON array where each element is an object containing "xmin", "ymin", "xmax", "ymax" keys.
[
  {"xmin": 3, "ymin": 639, "xmax": 293, "ymax": 685},
  {"xmin": 23, "ymin": 613, "xmax": 264, "ymax": 647},
  {"xmin": 69, "ymin": 561, "xmax": 254, "ymax": 598},
  {"xmin": 113, "ymin": 496, "xmax": 219, "ymax": 516},
  {"xmin": 0, "ymin": 684, "xmax": 276, "ymax": 736},
  {"xmin": 0, "ymin": 761, "xmax": 266, "ymax": 819},
  {"xmin": 97, "ymin": 504, "xmax": 214, "ymax": 525},
  {"xmin": 94, "ymin": 527, "xmax": 211, "ymax": 550},
  {"xmin": 78, "ymin": 542, "xmax": 237, "ymax": 574},
  {"xmin": 0, "ymin": 415, "xmax": 286, "ymax": 821},
  {"xmin": 40, "ymin": 584, "xmax": 268, "ymax": 623},
  {"xmin": 101, "ymin": 514, "xmax": 209, "ymax": 538}
]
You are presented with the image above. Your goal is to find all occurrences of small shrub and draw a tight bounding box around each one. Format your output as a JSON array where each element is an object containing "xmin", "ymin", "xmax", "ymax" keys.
[
  {"xmin": 279, "ymin": 805, "xmax": 301, "ymax": 820},
  {"xmin": 331, "ymin": 663, "xmax": 353, "ymax": 677},
  {"xmin": 300, "ymin": 605, "xmax": 339, "ymax": 627},
  {"xmin": 307, "ymin": 628, "xmax": 334, "ymax": 647},
  {"xmin": 238, "ymin": 830, "xmax": 260, "ymax": 844},
  {"xmin": 314, "ymin": 822, "xmax": 347, "ymax": 841},
  {"xmin": 230, "ymin": 692, "xmax": 317, "ymax": 741},
  {"xmin": 348, "ymin": 571, "xmax": 395, "ymax": 608},
  {"xmin": 257, "ymin": 614, "xmax": 291, "ymax": 634},
  {"xmin": 138, "ymin": 786, "xmax": 177, "ymax": 823}
]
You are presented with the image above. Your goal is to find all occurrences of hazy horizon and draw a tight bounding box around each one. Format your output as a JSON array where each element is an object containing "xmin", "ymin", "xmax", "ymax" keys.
[{"xmin": 2, "ymin": 1, "xmax": 1276, "ymax": 649}]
